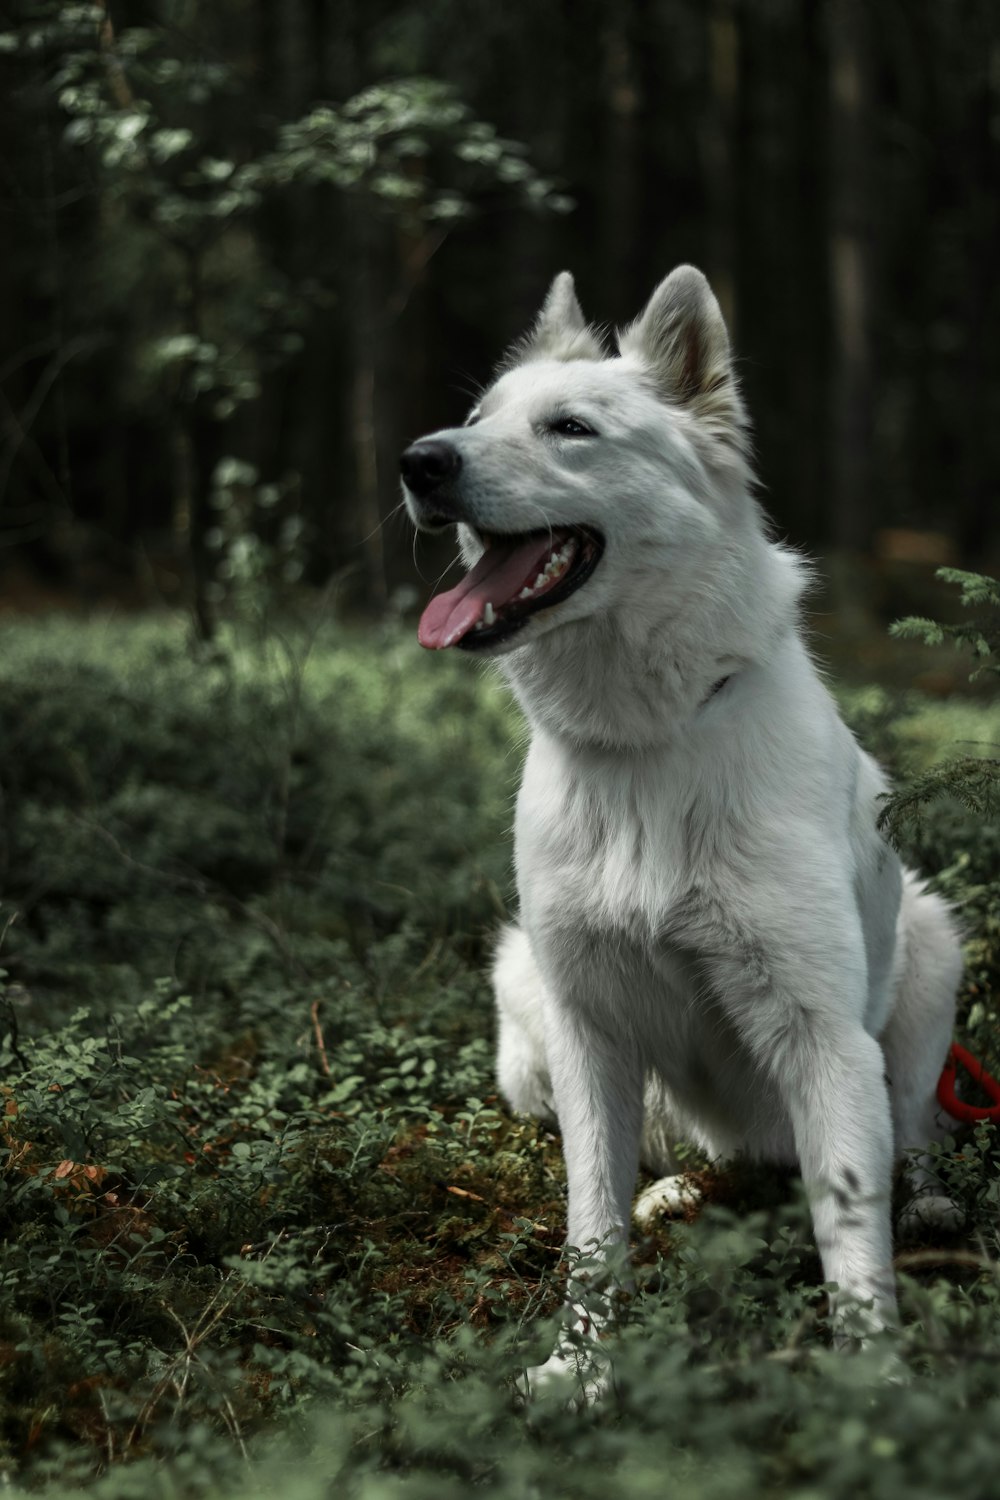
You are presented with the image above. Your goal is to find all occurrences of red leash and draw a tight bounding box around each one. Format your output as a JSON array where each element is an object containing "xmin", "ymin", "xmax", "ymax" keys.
[{"xmin": 937, "ymin": 1042, "xmax": 1000, "ymax": 1123}]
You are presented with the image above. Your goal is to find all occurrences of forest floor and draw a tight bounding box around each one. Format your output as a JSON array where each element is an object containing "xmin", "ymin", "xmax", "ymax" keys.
[{"xmin": 1, "ymin": 607, "xmax": 999, "ymax": 1499}]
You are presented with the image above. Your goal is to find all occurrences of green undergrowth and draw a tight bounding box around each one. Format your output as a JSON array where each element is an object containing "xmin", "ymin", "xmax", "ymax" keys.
[{"xmin": 0, "ymin": 606, "xmax": 999, "ymax": 1498}]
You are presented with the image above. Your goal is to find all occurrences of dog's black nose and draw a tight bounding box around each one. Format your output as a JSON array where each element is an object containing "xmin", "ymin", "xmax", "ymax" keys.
[{"xmin": 400, "ymin": 439, "xmax": 462, "ymax": 498}]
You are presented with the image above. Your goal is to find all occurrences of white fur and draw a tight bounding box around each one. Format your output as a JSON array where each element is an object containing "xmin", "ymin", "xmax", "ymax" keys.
[{"xmin": 404, "ymin": 267, "xmax": 963, "ymax": 1388}]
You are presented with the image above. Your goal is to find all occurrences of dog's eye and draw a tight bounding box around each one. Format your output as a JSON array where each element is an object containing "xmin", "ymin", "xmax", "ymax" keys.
[{"xmin": 549, "ymin": 416, "xmax": 596, "ymax": 438}]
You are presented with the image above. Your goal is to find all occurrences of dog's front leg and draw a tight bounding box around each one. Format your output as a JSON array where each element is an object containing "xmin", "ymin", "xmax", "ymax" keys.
[
  {"xmin": 772, "ymin": 1018, "xmax": 897, "ymax": 1339},
  {"xmin": 527, "ymin": 997, "xmax": 644, "ymax": 1400},
  {"xmin": 706, "ymin": 893, "xmax": 899, "ymax": 1342}
]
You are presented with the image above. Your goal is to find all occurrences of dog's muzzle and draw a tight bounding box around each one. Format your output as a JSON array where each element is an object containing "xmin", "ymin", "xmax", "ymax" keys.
[
  {"xmin": 400, "ymin": 439, "xmax": 462, "ymax": 498},
  {"xmin": 400, "ymin": 439, "xmax": 466, "ymax": 530}
]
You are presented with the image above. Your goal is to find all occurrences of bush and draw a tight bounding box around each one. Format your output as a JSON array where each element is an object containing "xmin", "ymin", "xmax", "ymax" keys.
[{"xmin": 0, "ymin": 602, "xmax": 998, "ymax": 1498}]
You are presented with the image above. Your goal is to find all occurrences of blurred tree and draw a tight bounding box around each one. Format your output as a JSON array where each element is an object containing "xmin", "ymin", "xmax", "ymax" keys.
[
  {"xmin": 0, "ymin": 0, "xmax": 997, "ymax": 619},
  {"xmin": 0, "ymin": 1, "xmax": 567, "ymax": 626},
  {"xmin": 702, "ymin": 0, "xmax": 739, "ymax": 337},
  {"xmin": 827, "ymin": 0, "xmax": 873, "ymax": 611}
]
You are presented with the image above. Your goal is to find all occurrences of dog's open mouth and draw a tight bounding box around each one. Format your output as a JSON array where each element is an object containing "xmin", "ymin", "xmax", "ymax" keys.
[{"xmin": 417, "ymin": 525, "xmax": 604, "ymax": 651}]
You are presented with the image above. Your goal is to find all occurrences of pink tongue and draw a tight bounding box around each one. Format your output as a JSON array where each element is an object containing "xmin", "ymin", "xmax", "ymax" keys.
[{"xmin": 418, "ymin": 534, "xmax": 558, "ymax": 649}]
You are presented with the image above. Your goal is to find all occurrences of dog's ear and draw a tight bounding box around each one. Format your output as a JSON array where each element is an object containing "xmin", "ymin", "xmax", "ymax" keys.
[
  {"xmin": 502, "ymin": 272, "xmax": 604, "ymax": 368},
  {"xmin": 619, "ymin": 266, "xmax": 748, "ymax": 448}
]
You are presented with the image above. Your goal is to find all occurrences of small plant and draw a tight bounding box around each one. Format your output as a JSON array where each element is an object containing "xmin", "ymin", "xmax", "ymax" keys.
[
  {"xmin": 880, "ymin": 569, "xmax": 1000, "ymax": 840},
  {"xmin": 203, "ymin": 458, "xmax": 308, "ymax": 621}
]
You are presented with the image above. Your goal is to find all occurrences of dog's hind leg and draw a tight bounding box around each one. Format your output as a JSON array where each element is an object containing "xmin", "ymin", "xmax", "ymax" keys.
[
  {"xmin": 493, "ymin": 922, "xmax": 555, "ymax": 1119},
  {"xmin": 880, "ymin": 871, "xmax": 963, "ymax": 1235}
]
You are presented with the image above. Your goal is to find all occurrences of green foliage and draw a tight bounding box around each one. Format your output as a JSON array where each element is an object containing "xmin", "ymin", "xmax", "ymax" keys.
[
  {"xmin": 863, "ymin": 569, "xmax": 1000, "ymax": 1101},
  {"xmin": 880, "ymin": 570, "xmax": 1000, "ymax": 840},
  {"xmin": 204, "ymin": 458, "xmax": 308, "ymax": 613},
  {"xmin": 8, "ymin": 8, "xmax": 567, "ymax": 252},
  {"xmin": 26, "ymin": 18, "xmax": 568, "ymax": 366},
  {"xmin": 247, "ymin": 79, "xmax": 572, "ymax": 222},
  {"xmin": 2, "ymin": 4, "xmax": 570, "ymax": 625},
  {"xmin": 1, "ymin": 612, "xmax": 999, "ymax": 1496},
  {"xmin": 890, "ymin": 570, "xmax": 1000, "ymax": 681}
]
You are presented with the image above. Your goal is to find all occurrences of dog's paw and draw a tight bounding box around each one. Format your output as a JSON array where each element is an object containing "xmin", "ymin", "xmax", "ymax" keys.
[
  {"xmin": 897, "ymin": 1192, "xmax": 964, "ymax": 1240},
  {"xmin": 521, "ymin": 1342, "xmax": 613, "ymax": 1409},
  {"xmin": 633, "ymin": 1173, "xmax": 702, "ymax": 1228}
]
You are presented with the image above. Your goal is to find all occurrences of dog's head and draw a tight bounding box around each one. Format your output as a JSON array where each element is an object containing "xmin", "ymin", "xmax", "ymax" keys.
[{"xmin": 402, "ymin": 266, "xmax": 752, "ymax": 656}]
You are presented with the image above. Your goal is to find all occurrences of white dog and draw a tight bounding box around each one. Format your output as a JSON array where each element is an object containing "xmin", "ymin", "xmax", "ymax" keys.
[{"xmin": 401, "ymin": 266, "xmax": 962, "ymax": 1386}]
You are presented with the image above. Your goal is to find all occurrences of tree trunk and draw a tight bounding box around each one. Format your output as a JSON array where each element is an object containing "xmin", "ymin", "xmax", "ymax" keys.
[
  {"xmin": 602, "ymin": 2, "xmax": 641, "ymax": 301},
  {"xmin": 958, "ymin": 23, "xmax": 998, "ymax": 560},
  {"xmin": 827, "ymin": 0, "xmax": 873, "ymax": 569},
  {"xmin": 702, "ymin": 0, "xmax": 739, "ymax": 339},
  {"xmin": 350, "ymin": 205, "xmax": 388, "ymax": 610}
]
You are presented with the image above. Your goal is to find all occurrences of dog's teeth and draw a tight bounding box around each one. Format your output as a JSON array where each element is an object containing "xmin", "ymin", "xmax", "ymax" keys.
[
  {"xmin": 483, "ymin": 602, "xmax": 495, "ymax": 627},
  {"xmin": 516, "ymin": 543, "xmax": 577, "ymax": 606},
  {"xmin": 541, "ymin": 541, "xmax": 575, "ymax": 582}
]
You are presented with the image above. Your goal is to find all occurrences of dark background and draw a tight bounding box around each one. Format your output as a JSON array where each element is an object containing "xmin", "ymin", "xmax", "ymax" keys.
[{"xmin": 1, "ymin": 0, "xmax": 998, "ymax": 629}]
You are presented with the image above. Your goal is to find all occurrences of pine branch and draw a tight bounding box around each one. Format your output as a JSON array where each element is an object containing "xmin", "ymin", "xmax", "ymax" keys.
[
  {"xmin": 878, "ymin": 757, "xmax": 1000, "ymax": 842},
  {"xmin": 890, "ymin": 568, "xmax": 1000, "ymax": 681},
  {"xmin": 881, "ymin": 568, "xmax": 1000, "ymax": 843}
]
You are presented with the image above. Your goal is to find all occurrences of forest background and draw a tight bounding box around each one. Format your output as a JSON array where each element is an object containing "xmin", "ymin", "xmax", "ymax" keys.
[
  {"xmin": 2, "ymin": 0, "xmax": 998, "ymax": 627},
  {"xmin": 2, "ymin": 4, "xmax": 1000, "ymax": 1498}
]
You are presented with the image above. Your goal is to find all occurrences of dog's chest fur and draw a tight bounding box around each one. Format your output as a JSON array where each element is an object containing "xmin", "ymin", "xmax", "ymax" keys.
[
  {"xmin": 508, "ymin": 638, "xmax": 900, "ymax": 1154},
  {"xmin": 512, "ymin": 658, "xmax": 786, "ymax": 947},
  {"xmin": 513, "ymin": 726, "xmax": 781, "ymax": 1147}
]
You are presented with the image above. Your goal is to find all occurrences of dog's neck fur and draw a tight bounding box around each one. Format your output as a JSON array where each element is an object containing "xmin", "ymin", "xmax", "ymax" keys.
[{"xmin": 497, "ymin": 521, "xmax": 809, "ymax": 752}]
